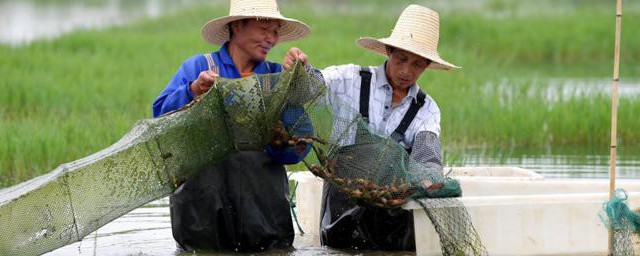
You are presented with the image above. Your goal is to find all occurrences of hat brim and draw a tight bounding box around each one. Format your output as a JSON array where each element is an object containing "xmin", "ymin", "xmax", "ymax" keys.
[
  {"xmin": 356, "ymin": 37, "xmax": 459, "ymax": 71},
  {"xmin": 202, "ymin": 15, "xmax": 310, "ymax": 45}
]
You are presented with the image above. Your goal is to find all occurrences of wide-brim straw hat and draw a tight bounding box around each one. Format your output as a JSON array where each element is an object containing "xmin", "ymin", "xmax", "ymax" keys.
[
  {"xmin": 202, "ymin": 0, "xmax": 310, "ymax": 45},
  {"xmin": 356, "ymin": 5, "xmax": 459, "ymax": 70}
]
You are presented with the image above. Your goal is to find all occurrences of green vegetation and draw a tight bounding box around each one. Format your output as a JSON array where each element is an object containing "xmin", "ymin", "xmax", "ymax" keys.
[{"xmin": 1, "ymin": 1, "xmax": 639, "ymax": 186}]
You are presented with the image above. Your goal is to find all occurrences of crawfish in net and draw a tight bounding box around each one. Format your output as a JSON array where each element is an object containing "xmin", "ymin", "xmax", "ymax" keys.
[{"xmin": 301, "ymin": 89, "xmax": 461, "ymax": 208}]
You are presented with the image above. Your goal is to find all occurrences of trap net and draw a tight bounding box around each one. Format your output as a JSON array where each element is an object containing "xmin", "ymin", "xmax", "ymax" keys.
[
  {"xmin": 600, "ymin": 189, "xmax": 640, "ymax": 256},
  {"xmin": 0, "ymin": 62, "xmax": 485, "ymax": 255},
  {"xmin": 302, "ymin": 108, "xmax": 462, "ymax": 207},
  {"xmin": 0, "ymin": 62, "xmax": 320, "ymax": 255}
]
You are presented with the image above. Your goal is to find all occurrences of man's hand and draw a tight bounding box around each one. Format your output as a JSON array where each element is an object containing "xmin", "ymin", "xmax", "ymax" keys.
[
  {"xmin": 283, "ymin": 47, "xmax": 308, "ymax": 70},
  {"xmin": 190, "ymin": 70, "xmax": 218, "ymax": 97}
]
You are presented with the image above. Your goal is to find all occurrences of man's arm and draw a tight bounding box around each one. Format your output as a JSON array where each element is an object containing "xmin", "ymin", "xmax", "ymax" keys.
[
  {"xmin": 410, "ymin": 131, "xmax": 445, "ymax": 189},
  {"xmin": 152, "ymin": 79, "xmax": 194, "ymax": 117},
  {"xmin": 152, "ymin": 56, "xmax": 205, "ymax": 117},
  {"xmin": 411, "ymin": 131, "xmax": 444, "ymax": 178}
]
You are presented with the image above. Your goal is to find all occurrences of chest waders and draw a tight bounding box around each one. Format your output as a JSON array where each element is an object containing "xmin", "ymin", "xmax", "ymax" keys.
[
  {"xmin": 319, "ymin": 66, "xmax": 425, "ymax": 251},
  {"xmin": 169, "ymin": 54, "xmax": 293, "ymax": 252}
]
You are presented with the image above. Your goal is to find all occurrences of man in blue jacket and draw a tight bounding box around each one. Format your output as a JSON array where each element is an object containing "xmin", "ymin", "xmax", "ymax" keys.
[{"xmin": 152, "ymin": 0, "xmax": 313, "ymax": 252}]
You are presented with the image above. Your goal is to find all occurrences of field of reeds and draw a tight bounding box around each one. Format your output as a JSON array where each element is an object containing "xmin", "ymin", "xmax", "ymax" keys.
[{"xmin": 1, "ymin": 0, "xmax": 639, "ymax": 187}]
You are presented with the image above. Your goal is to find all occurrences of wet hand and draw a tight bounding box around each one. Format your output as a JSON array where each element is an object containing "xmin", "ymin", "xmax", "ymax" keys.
[
  {"xmin": 190, "ymin": 70, "xmax": 218, "ymax": 96},
  {"xmin": 283, "ymin": 47, "xmax": 308, "ymax": 70}
]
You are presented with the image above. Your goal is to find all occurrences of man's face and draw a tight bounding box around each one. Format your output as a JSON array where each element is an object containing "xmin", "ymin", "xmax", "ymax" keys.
[
  {"xmin": 230, "ymin": 19, "xmax": 281, "ymax": 62},
  {"xmin": 385, "ymin": 48, "xmax": 430, "ymax": 90}
]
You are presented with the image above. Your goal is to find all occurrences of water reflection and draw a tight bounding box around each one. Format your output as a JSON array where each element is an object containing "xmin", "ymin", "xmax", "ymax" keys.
[
  {"xmin": 0, "ymin": 0, "xmax": 212, "ymax": 45},
  {"xmin": 44, "ymin": 198, "xmax": 176, "ymax": 256},
  {"xmin": 454, "ymin": 147, "xmax": 640, "ymax": 179},
  {"xmin": 44, "ymin": 198, "xmax": 372, "ymax": 256},
  {"xmin": 484, "ymin": 78, "xmax": 640, "ymax": 105}
]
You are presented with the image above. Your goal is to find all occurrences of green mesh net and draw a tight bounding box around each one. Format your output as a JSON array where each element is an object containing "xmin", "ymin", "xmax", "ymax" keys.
[
  {"xmin": 601, "ymin": 189, "xmax": 640, "ymax": 256},
  {"xmin": 414, "ymin": 198, "xmax": 488, "ymax": 255},
  {"xmin": 0, "ymin": 62, "xmax": 320, "ymax": 255},
  {"xmin": 302, "ymin": 121, "xmax": 463, "ymax": 207},
  {"xmin": 302, "ymin": 85, "xmax": 462, "ymax": 207},
  {"xmin": 0, "ymin": 62, "xmax": 485, "ymax": 255}
]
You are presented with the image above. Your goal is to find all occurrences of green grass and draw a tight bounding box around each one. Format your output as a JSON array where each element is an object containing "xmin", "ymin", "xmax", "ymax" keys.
[{"xmin": 1, "ymin": 1, "xmax": 640, "ymax": 186}]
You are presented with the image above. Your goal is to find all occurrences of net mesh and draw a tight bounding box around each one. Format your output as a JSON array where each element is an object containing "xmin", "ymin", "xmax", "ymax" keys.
[
  {"xmin": 415, "ymin": 199, "xmax": 489, "ymax": 255},
  {"xmin": 302, "ymin": 87, "xmax": 462, "ymax": 207},
  {"xmin": 600, "ymin": 189, "xmax": 640, "ymax": 256},
  {"xmin": 0, "ymin": 62, "xmax": 485, "ymax": 255},
  {"xmin": 0, "ymin": 63, "xmax": 316, "ymax": 255}
]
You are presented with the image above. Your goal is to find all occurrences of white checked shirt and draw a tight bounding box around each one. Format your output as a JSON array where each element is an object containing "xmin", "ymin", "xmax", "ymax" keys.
[{"xmin": 320, "ymin": 63, "xmax": 441, "ymax": 149}]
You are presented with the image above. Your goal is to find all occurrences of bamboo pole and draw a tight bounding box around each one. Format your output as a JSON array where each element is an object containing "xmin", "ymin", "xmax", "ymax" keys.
[{"xmin": 608, "ymin": 0, "xmax": 622, "ymax": 254}]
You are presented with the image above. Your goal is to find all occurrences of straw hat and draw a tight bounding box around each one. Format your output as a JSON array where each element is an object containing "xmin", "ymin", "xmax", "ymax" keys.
[
  {"xmin": 356, "ymin": 5, "xmax": 459, "ymax": 70},
  {"xmin": 201, "ymin": 0, "xmax": 310, "ymax": 45}
]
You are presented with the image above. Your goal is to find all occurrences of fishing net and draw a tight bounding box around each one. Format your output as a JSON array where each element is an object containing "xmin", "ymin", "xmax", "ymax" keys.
[
  {"xmin": 414, "ymin": 199, "xmax": 489, "ymax": 255},
  {"xmin": 0, "ymin": 62, "xmax": 320, "ymax": 255},
  {"xmin": 0, "ymin": 62, "xmax": 485, "ymax": 255},
  {"xmin": 600, "ymin": 189, "xmax": 640, "ymax": 256},
  {"xmin": 302, "ymin": 107, "xmax": 462, "ymax": 207}
]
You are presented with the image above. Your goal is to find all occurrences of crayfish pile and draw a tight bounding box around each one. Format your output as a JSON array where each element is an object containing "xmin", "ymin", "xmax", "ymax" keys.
[
  {"xmin": 303, "ymin": 146, "xmax": 414, "ymax": 208},
  {"xmin": 268, "ymin": 122, "xmax": 438, "ymax": 208}
]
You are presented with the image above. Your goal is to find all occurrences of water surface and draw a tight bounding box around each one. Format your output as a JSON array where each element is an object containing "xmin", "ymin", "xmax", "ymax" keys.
[
  {"xmin": 44, "ymin": 149, "xmax": 640, "ymax": 255},
  {"xmin": 0, "ymin": 0, "xmax": 212, "ymax": 45},
  {"xmin": 44, "ymin": 198, "xmax": 374, "ymax": 256}
]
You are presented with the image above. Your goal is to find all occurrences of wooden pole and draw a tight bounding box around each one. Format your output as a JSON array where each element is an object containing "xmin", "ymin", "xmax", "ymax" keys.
[{"xmin": 608, "ymin": 0, "xmax": 622, "ymax": 254}]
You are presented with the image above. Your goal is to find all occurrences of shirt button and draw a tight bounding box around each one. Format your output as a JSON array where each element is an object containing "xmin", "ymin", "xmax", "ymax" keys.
[{"xmin": 384, "ymin": 105, "xmax": 389, "ymax": 109}]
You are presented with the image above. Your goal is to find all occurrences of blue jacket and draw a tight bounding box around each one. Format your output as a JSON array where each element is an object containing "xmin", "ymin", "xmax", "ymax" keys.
[{"xmin": 152, "ymin": 42, "xmax": 312, "ymax": 164}]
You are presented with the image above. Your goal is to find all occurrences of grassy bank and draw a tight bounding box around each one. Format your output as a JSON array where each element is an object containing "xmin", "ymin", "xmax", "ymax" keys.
[{"xmin": 1, "ymin": 1, "xmax": 639, "ymax": 186}]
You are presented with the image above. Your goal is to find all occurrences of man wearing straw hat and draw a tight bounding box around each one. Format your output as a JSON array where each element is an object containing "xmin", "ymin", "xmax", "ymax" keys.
[
  {"xmin": 152, "ymin": 0, "xmax": 313, "ymax": 252},
  {"xmin": 285, "ymin": 4, "xmax": 458, "ymax": 251}
]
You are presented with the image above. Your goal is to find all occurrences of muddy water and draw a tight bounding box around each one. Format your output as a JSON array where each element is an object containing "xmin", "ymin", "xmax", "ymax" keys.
[
  {"xmin": 43, "ymin": 150, "xmax": 640, "ymax": 255},
  {"xmin": 45, "ymin": 197, "xmax": 410, "ymax": 256}
]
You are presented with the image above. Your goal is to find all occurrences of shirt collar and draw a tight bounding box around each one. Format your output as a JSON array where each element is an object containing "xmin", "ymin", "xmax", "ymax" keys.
[
  {"xmin": 219, "ymin": 42, "xmax": 236, "ymax": 66},
  {"xmin": 219, "ymin": 41, "xmax": 271, "ymax": 74},
  {"xmin": 375, "ymin": 61, "xmax": 420, "ymax": 102}
]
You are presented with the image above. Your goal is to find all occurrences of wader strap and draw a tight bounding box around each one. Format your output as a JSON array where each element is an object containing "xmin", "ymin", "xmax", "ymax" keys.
[
  {"xmin": 359, "ymin": 66, "xmax": 372, "ymax": 123},
  {"xmin": 357, "ymin": 66, "xmax": 426, "ymax": 152},
  {"xmin": 204, "ymin": 53, "xmax": 216, "ymax": 71},
  {"xmin": 390, "ymin": 91, "xmax": 426, "ymax": 145}
]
